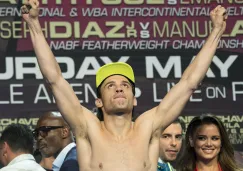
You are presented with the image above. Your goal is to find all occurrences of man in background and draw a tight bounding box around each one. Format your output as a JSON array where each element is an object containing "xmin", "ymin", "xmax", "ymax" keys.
[
  {"xmin": 33, "ymin": 111, "xmax": 79, "ymax": 171},
  {"xmin": 158, "ymin": 119, "xmax": 183, "ymax": 171},
  {"xmin": 0, "ymin": 124, "xmax": 45, "ymax": 171}
]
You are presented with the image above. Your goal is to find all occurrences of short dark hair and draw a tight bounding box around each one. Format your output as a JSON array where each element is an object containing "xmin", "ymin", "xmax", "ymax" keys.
[
  {"xmin": 172, "ymin": 118, "xmax": 184, "ymax": 131},
  {"xmin": 96, "ymin": 76, "xmax": 135, "ymax": 121},
  {"xmin": 0, "ymin": 124, "xmax": 34, "ymax": 154},
  {"xmin": 161, "ymin": 118, "xmax": 184, "ymax": 133}
]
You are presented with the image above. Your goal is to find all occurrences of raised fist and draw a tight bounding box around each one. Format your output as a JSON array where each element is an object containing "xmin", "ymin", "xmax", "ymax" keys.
[
  {"xmin": 210, "ymin": 5, "xmax": 228, "ymax": 33},
  {"xmin": 21, "ymin": 0, "xmax": 40, "ymax": 21}
]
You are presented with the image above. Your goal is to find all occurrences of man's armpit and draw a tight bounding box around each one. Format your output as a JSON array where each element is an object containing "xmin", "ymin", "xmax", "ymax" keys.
[
  {"xmin": 150, "ymin": 129, "xmax": 160, "ymax": 144},
  {"xmin": 73, "ymin": 124, "xmax": 88, "ymax": 139}
]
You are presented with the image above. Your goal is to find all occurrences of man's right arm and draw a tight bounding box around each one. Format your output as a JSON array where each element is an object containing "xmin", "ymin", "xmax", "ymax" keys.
[{"xmin": 21, "ymin": 0, "xmax": 93, "ymax": 135}]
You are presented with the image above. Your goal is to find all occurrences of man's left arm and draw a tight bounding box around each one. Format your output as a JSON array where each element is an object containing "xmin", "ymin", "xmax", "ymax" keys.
[{"xmin": 149, "ymin": 5, "xmax": 227, "ymax": 132}]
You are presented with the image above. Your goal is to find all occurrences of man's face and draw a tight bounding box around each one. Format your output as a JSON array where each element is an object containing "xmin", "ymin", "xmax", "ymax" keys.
[
  {"xmin": 35, "ymin": 117, "xmax": 64, "ymax": 158},
  {"xmin": 159, "ymin": 123, "xmax": 183, "ymax": 162},
  {"xmin": 98, "ymin": 75, "xmax": 136, "ymax": 115}
]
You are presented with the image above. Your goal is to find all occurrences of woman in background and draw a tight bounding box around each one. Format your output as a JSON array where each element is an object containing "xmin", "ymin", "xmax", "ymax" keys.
[{"xmin": 178, "ymin": 114, "xmax": 240, "ymax": 171}]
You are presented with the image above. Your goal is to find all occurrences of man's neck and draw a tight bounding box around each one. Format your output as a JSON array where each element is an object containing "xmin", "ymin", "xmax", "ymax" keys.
[
  {"xmin": 102, "ymin": 114, "xmax": 134, "ymax": 139},
  {"xmin": 40, "ymin": 157, "xmax": 55, "ymax": 169}
]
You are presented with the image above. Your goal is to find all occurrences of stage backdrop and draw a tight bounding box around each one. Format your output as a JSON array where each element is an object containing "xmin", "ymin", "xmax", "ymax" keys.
[{"xmin": 0, "ymin": 0, "xmax": 243, "ymax": 154}]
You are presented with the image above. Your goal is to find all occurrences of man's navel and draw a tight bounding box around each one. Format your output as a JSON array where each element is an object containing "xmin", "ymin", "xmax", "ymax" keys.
[{"xmin": 99, "ymin": 163, "xmax": 103, "ymax": 170}]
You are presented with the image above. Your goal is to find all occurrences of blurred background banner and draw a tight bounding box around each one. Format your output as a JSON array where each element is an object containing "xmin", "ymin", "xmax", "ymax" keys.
[{"xmin": 0, "ymin": 0, "xmax": 242, "ymax": 154}]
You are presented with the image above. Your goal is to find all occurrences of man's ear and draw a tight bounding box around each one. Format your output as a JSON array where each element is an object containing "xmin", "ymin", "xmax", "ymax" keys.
[
  {"xmin": 133, "ymin": 97, "xmax": 137, "ymax": 106},
  {"xmin": 189, "ymin": 136, "xmax": 194, "ymax": 147},
  {"xmin": 61, "ymin": 127, "xmax": 69, "ymax": 139},
  {"xmin": 95, "ymin": 98, "xmax": 103, "ymax": 108},
  {"xmin": 2, "ymin": 142, "xmax": 8, "ymax": 156}
]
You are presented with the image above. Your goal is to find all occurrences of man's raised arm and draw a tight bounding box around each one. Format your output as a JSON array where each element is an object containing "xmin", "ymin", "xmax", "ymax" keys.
[
  {"xmin": 146, "ymin": 5, "xmax": 227, "ymax": 131},
  {"xmin": 21, "ymin": 0, "xmax": 92, "ymax": 133}
]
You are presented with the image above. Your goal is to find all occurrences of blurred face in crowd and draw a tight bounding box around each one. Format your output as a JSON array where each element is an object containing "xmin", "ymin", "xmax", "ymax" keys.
[
  {"xmin": 34, "ymin": 116, "xmax": 64, "ymax": 158},
  {"xmin": 159, "ymin": 123, "xmax": 183, "ymax": 162},
  {"xmin": 190, "ymin": 124, "xmax": 221, "ymax": 163}
]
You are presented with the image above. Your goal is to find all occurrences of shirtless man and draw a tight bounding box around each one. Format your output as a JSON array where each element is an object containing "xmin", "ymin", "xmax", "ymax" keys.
[{"xmin": 21, "ymin": 1, "xmax": 227, "ymax": 170}]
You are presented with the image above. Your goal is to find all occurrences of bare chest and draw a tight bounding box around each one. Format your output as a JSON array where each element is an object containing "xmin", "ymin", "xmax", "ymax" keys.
[{"xmin": 89, "ymin": 135, "xmax": 154, "ymax": 171}]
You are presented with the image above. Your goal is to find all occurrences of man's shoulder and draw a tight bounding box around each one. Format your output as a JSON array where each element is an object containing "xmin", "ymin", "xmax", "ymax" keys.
[
  {"xmin": 0, "ymin": 161, "xmax": 46, "ymax": 171},
  {"xmin": 60, "ymin": 160, "xmax": 79, "ymax": 171},
  {"xmin": 53, "ymin": 143, "xmax": 77, "ymax": 170},
  {"xmin": 64, "ymin": 146, "xmax": 78, "ymax": 161},
  {"xmin": 60, "ymin": 156, "xmax": 79, "ymax": 171},
  {"xmin": 60, "ymin": 146, "xmax": 79, "ymax": 171}
]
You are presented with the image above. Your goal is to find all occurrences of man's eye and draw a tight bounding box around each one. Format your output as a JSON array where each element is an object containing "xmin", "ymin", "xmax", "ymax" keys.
[
  {"xmin": 162, "ymin": 135, "xmax": 168, "ymax": 139},
  {"xmin": 108, "ymin": 84, "xmax": 113, "ymax": 88},
  {"xmin": 122, "ymin": 83, "xmax": 129, "ymax": 87}
]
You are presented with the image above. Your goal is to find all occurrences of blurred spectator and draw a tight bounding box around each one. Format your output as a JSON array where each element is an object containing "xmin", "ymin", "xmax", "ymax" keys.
[
  {"xmin": 33, "ymin": 111, "xmax": 79, "ymax": 171},
  {"xmin": 158, "ymin": 119, "xmax": 183, "ymax": 171},
  {"xmin": 0, "ymin": 124, "xmax": 45, "ymax": 171}
]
